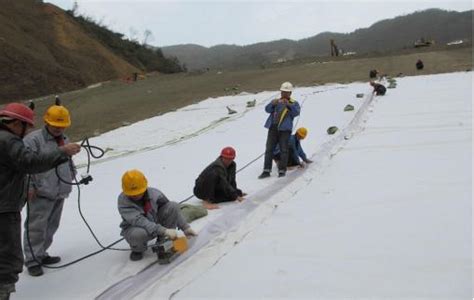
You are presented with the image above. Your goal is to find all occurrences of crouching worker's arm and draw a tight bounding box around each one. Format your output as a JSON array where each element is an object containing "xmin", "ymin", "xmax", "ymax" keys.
[{"xmin": 119, "ymin": 203, "xmax": 168, "ymax": 238}]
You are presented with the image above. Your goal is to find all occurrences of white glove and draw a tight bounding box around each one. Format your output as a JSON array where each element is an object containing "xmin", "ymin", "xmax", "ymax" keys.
[
  {"xmin": 184, "ymin": 227, "xmax": 197, "ymax": 237},
  {"xmin": 164, "ymin": 228, "xmax": 177, "ymax": 240}
]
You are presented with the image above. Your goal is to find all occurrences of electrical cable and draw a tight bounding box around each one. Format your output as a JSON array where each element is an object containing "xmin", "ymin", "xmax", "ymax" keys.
[
  {"xmin": 25, "ymin": 90, "xmax": 312, "ymax": 268},
  {"xmin": 25, "ymin": 138, "xmax": 130, "ymax": 270}
]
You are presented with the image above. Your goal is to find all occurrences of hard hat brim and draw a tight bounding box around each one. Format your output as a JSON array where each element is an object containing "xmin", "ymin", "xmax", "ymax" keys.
[
  {"xmin": 45, "ymin": 120, "xmax": 71, "ymax": 128},
  {"xmin": 124, "ymin": 186, "xmax": 147, "ymax": 197}
]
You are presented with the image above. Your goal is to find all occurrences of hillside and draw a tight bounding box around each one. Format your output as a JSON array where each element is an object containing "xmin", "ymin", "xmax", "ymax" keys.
[
  {"xmin": 0, "ymin": 0, "xmax": 182, "ymax": 103},
  {"xmin": 162, "ymin": 9, "xmax": 473, "ymax": 70}
]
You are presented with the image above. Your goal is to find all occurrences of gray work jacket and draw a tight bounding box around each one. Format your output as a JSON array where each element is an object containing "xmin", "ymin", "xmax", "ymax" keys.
[
  {"xmin": 118, "ymin": 188, "xmax": 170, "ymax": 237},
  {"xmin": 24, "ymin": 127, "xmax": 75, "ymax": 200}
]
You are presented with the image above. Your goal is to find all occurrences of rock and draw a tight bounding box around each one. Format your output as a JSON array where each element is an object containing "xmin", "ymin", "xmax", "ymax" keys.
[
  {"xmin": 327, "ymin": 126, "xmax": 339, "ymax": 135},
  {"xmin": 344, "ymin": 104, "xmax": 354, "ymax": 111},
  {"xmin": 246, "ymin": 99, "xmax": 256, "ymax": 108}
]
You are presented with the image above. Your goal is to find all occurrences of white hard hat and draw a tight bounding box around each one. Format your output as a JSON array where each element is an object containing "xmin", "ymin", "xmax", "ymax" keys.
[{"xmin": 280, "ymin": 81, "xmax": 293, "ymax": 92}]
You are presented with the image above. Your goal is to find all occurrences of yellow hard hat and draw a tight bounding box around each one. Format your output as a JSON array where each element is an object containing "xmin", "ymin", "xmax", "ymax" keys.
[
  {"xmin": 122, "ymin": 169, "xmax": 148, "ymax": 196},
  {"xmin": 44, "ymin": 105, "xmax": 71, "ymax": 128},
  {"xmin": 296, "ymin": 127, "xmax": 308, "ymax": 139}
]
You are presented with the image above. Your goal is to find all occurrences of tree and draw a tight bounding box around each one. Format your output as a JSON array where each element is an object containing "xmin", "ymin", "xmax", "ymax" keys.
[
  {"xmin": 142, "ymin": 29, "xmax": 154, "ymax": 46},
  {"xmin": 129, "ymin": 27, "xmax": 139, "ymax": 42}
]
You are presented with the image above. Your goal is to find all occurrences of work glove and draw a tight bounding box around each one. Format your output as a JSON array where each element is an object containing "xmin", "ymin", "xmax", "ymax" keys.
[
  {"xmin": 60, "ymin": 143, "xmax": 81, "ymax": 156},
  {"xmin": 184, "ymin": 228, "xmax": 197, "ymax": 237},
  {"xmin": 164, "ymin": 228, "xmax": 177, "ymax": 240}
]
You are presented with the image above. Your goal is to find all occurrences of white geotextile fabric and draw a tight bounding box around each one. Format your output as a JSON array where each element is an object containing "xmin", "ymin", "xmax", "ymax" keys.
[{"xmin": 97, "ymin": 91, "xmax": 376, "ymax": 300}]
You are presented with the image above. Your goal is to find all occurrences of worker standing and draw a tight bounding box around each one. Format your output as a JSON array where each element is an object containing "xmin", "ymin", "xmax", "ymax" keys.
[
  {"xmin": 23, "ymin": 104, "xmax": 76, "ymax": 277},
  {"xmin": 259, "ymin": 82, "xmax": 301, "ymax": 178}
]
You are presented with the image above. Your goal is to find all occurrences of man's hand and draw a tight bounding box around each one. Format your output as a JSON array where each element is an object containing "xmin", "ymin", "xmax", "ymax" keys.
[
  {"xmin": 164, "ymin": 228, "xmax": 177, "ymax": 240},
  {"xmin": 60, "ymin": 144, "xmax": 81, "ymax": 156},
  {"xmin": 184, "ymin": 228, "xmax": 197, "ymax": 237},
  {"xmin": 202, "ymin": 200, "xmax": 219, "ymax": 210}
]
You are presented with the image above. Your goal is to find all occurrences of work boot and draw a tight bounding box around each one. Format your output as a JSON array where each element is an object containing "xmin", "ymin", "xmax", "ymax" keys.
[
  {"xmin": 129, "ymin": 251, "xmax": 143, "ymax": 261},
  {"xmin": 27, "ymin": 265, "xmax": 44, "ymax": 277},
  {"xmin": 42, "ymin": 255, "xmax": 61, "ymax": 265},
  {"xmin": 278, "ymin": 171, "xmax": 286, "ymax": 178},
  {"xmin": 258, "ymin": 171, "xmax": 270, "ymax": 179}
]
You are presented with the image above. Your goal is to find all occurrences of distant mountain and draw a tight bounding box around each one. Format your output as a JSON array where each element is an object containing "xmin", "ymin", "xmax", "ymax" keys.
[
  {"xmin": 162, "ymin": 9, "xmax": 473, "ymax": 70},
  {"xmin": 0, "ymin": 0, "xmax": 182, "ymax": 102}
]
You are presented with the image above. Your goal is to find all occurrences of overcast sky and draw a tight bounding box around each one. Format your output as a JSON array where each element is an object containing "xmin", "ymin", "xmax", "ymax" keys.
[{"xmin": 44, "ymin": 0, "xmax": 472, "ymax": 47}]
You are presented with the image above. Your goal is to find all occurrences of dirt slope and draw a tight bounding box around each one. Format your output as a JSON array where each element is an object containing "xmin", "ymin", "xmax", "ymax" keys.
[{"xmin": 0, "ymin": 0, "xmax": 139, "ymax": 102}]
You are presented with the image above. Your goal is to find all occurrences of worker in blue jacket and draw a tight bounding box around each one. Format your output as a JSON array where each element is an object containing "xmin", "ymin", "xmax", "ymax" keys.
[
  {"xmin": 274, "ymin": 127, "xmax": 313, "ymax": 168},
  {"xmin": 258, "ymin": 82, "xmax": 301, "ymax": 179}
]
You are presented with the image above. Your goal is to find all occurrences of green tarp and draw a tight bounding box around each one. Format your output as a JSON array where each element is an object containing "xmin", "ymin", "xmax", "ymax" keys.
[{"xmin": 180, "ymin": 203, "xmax": 208, "ymax": 223}]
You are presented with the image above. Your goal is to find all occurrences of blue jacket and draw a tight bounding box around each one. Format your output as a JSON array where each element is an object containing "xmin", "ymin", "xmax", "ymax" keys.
[
  {"xmin": 274, "ymin": 134, "xmax": 307, "ymax": 165},
  {"xmin": 264, "ymin": 98, "xmax": 300, "ymax": 131}
]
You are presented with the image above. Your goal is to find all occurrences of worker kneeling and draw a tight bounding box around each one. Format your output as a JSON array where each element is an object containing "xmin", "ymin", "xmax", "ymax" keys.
[
  {"xmin": 274, "ymin": 127, "xmax": 313, "ymax": 169},
  {"xmin": 193, "ymin": 147, "xmax": 246, "ymax": 210},
  {"xmin": 118, "ymin": 170, "xmax": 197, "ymax": 261}
]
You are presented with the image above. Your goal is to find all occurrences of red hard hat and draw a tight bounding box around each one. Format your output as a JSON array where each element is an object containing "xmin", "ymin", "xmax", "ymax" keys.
[
  {"xmin": 220, "ymin": 146, "xmax": 236, "ymax": 159},
  {"xmin": 0, "ymin": 103, "xmax": 35, "ymax": 126}
]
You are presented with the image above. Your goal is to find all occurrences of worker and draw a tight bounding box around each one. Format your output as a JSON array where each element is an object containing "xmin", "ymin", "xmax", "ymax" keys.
[
  {"xmin": 0, "ymin": 103, "xmax": 80, "ymax": 299},
  {"xmin": 258, "ymin": 82, "xmax": 301, "ymax": 179},
  {"xmin": 274, "ymin": 127, "xmax": 313, "ymax": 168},
  {"xmin": 416, "ymin": 59, "xmax": 424, "ymax": 70},
  {"xmin": 193, "ymin": 147, "xmax": 245, "ymax": 209},
  {"xmin": 23, "ymin": 104, "xmax": 76, "ymax": 277},
  {"xmin": 370, "ymin": 81, "xmax": 387, "ymax": 96},
  {"xmin": 118, "ymin": 169, "xmax": 197, "ymax": 261}
]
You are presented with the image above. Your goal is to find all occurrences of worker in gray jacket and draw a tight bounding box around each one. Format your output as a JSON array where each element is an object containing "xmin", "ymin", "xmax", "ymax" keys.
[
  {"xmin": 0, "ymin": 103, "xmax": 80, "ymax": 300},
  {"xmin": 118, "ymin": 169, "xmax": 197, "ymax": 261},
  {"xmin": 23, "ymin": 104, "xmax": 76, "ymax": 277}
]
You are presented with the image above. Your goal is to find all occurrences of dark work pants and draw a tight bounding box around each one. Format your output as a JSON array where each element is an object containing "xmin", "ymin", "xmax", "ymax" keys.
[
  {"xmin": 0, "ymin": 212, "xmax": 23, "ymax": 291},
  {"xmin": 274, "ymin": 147, "xmax": 299, "ymax": 167},
  {"xmin": 193, "ymin": 175, "xmax": 235, "ymax": 204},
  {"xmin": 263, "ymin": 126, "xmax": 291, "ymax": 173}
]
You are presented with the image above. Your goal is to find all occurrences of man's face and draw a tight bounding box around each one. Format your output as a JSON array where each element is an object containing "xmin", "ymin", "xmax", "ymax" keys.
[
  {"xmin": 8, "ymin": 120, "xmax": 33, "ymax": 137},
  {"xmin": 129, "ymin": 192, "xmax": 145, "ymax": 201},
  {"xmin": 221, "ymin": 157, "xmax": 234, "ymax": 167},
  {"xmin": 281, "ymin": 91, "xmax": 292, "ymax": 100},
  {"xmin": 46, "ymin": 124, "xmax": 66, "ymax": 137}
]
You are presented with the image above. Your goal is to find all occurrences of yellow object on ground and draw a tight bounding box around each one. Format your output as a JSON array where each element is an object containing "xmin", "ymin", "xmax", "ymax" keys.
[{"xmin": 173, "ymin": 237, "xmax": 188, "ymax": 253}]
